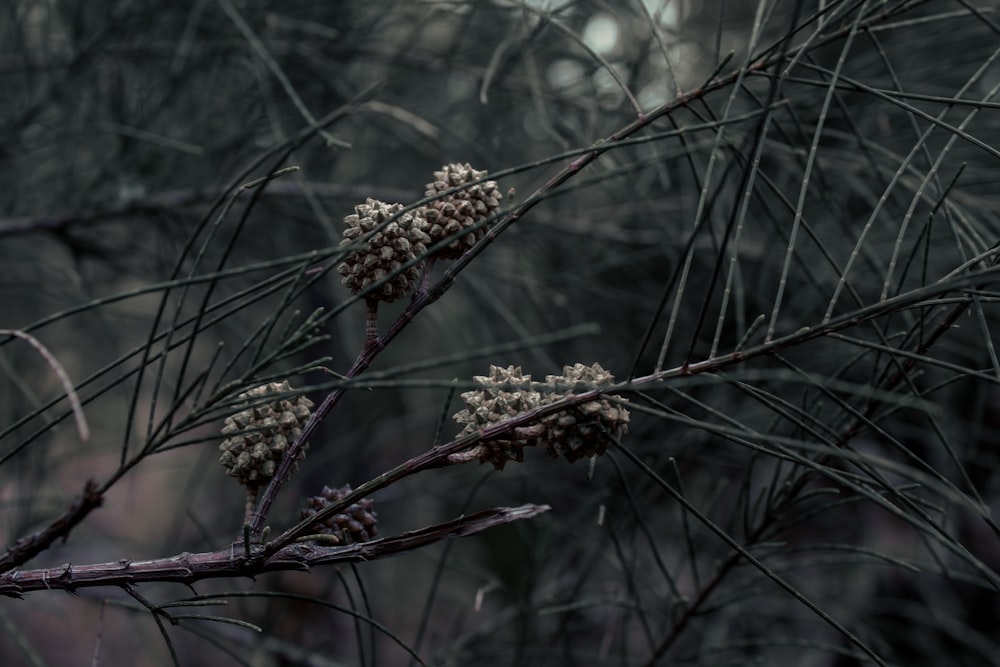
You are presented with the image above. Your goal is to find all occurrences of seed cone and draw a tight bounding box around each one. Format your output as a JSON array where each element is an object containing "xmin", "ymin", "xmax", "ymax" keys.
[
  {"xmin": 538, "ymin": 363, "xmax": 630, "ymax": 462},
  {"xmin": 300, "ymin": 485, "xmax": 378, "ymax": 544},
  {"xmin": 452, "ymin": 363, "xmax": 630, "ymax": 469},
  {"xmin": 423, "ymin": 163, "xmax": 502, "ymax": 259},
  {"xmin": 452, "ymin": 365, "xmax": 542, "ymax": 470},
  {"xmin": 219, "ymin": 381, "xmax": 314, "ymax": 489},
  {"xmin": 337, "ymin": 198, "xmax": 432, "ymax": 302}
]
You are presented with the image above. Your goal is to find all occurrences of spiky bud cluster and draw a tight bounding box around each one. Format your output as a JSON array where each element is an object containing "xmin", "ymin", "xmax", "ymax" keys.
[
  {"xmin": 537, "ymin": 363, "xmax": 630, "ymax": 462},
  {"xmin": 451, "ymin": 362, "xmax": 629, "ymax": 469},
  {"xmin": 453, "ymin": 365, "xmax": 543, "ymax": 469},
  {"xmin": 300, "ymin": 485, "xmax": 378, "ymax": 545},
  {"xmin": 423, "ymin": 163, "xmax": 502, "ymax": 259},
  {"xmin": 219, "ymin": 381, "xmax": 314, "ymax": 489},
  {"xmin": 337, "ymin": 198, "xmax": 432, "ymax": 302}
]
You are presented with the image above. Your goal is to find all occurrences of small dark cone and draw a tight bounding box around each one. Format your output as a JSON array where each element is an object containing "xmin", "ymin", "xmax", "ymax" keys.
[{"xmin": 300, "ymin": 485, "xmax": 378, "ymax": 545}]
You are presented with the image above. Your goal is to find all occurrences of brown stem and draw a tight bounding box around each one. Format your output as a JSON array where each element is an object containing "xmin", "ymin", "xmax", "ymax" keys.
[
  {"xmin": 0, "ymin": 504, "xmax": 549, "ymax": 598},
  {"xmin": 413, "ymin": 257, "xmax": 437, "ymax": 297},
  {"xmin": 364, "ymin": 298, "xmax": 379, "ymax": 348},
  {"xmin": 242, "ymin": 488, "xmax": 258, "ymax": 528}
]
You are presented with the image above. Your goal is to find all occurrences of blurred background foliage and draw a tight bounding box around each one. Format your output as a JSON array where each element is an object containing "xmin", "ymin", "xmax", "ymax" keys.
[{"xmin": 2, "ymin": 0, "xmax": 1000, "ymax": 665}]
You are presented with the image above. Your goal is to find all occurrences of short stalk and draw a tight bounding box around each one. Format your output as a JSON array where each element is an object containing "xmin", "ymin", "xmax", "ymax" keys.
[{"xmin": 364, "ymin": 298, "xmax": 379, "ymax": 349}]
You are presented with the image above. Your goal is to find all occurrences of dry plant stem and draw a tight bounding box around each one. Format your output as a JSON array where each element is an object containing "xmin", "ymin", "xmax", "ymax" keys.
[
  {"xmin": 0, "ymin": 504, "xmax": 549, "ymax": 598},
  {"xmin": 414, "ymin": 256, "xmax": 436, "ymax": 296},
  {"xmin": 0, "ymin": 481, "xmax": 103, "ymax": 573},
  {"xmin": 242, "ymin": 489, "xmax": 258, "ymax": 526},
  {"xmin": 247, "ymin": 0, "xmax": 948, "ymax": 539},
  {"xmin": 364, "ymin": 298, "xmax": 379, "ymax": 349}
]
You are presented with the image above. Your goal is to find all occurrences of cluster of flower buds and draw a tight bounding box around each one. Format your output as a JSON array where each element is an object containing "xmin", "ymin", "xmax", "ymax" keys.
[
  {"xmin": 452, "ymin": 362, "xmax": 630, "ymax": 469},
  {"xmin": 218, "ymin": 380, "xmax": 314, "ymax": 490},
  {"xmin": 422, "ymin": 163, "xmax": 502, "ymax": 259},
  {"xmin": 452, "ymin": 365, "xmax": 543, "ymax": 469},
  {"xmin": 223, "ymin": 167, "xmax": 625, "ymax": 542},
  {"xmin": 336, "ymin": 198, "xmax": 431, "ymax": 303},
  {"xmin": 537, "ymin": 363, "xmax": 630, "ymax": 462},
  {"xmin": 336, "ymin": 163, "xmax": 502, "ymax": 302}
]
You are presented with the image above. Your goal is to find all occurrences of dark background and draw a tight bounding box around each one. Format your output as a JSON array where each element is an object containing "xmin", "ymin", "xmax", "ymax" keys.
[{"xmin": 2, "ymin": 1, "xmax": 1000, "ymax": 665}]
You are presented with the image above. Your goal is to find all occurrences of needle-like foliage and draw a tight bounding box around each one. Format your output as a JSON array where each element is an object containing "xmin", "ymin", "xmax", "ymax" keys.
[{"xmin": 2, "ymin": 1, "xmax": 1000, "ymax": 665}]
